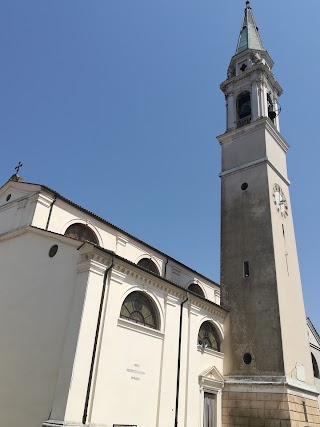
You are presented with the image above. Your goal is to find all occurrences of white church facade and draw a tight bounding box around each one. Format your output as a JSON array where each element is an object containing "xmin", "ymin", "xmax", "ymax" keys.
[{"xmin": 0, "ymin": 2, "xmax": 320, "ymax": 427}]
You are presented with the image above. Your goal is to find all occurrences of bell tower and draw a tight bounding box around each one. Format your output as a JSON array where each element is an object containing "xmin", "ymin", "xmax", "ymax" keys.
[{"xmin": 218, "ymin": 1, "xmax": 320, "ymax": 424}]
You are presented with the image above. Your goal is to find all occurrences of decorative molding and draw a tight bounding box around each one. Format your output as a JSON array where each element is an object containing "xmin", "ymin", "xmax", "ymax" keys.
[
  {"xmin": 189, "ymin": 297, "xmax": 227, "ymax": 320},
  {"xmin": 217, "ymin": 117, "xmax": 289, "ymax": 153},
  {"xmin": 117, "ymin": 234, "xmax": 129, "ymax": 247},
  {"xmin": 166, "ymin": 294, "xmax": 180, "ymax": 307},
  {"xmin": 114, "ymin": 262, "xmax": 174, "ymax": 297},
  {"xmin": 37, "ymin": 193, "xmax": 53, "ymax": 208},
  {"xmin": 199, "ymin": 366, "xmax": 224, "ymax": 393},
  {"xmin": 221, "ymin": 62, "xmax": 283, "ymax": 97},
  {"xmin": 171, "ymin": 266, "xmax": 181, "ymax": 275},
  {"xmin": 117, "ymin": 317, "xmax": 164, "ymax": 340},
  {"xmin": 77, "ymin": 258, "xmax": 107, "ymax": 275},
  {"xmin": 17, "ymin": 199, "xmax": 28, "ymax": 209},
  {"xmin": 224, "ymin": 375, "xmax": 319, "ymax": 399},
  {"xmin": 111, "ymin": 269, "xmax": 127, "ymax": 285},
  {"xmin": 42, "ymin": 421, "xmax": 82, "ymax": 427},
  {"xmin": 219, "ymin": 156, "xmax": 291, "ymax": 187},
  {"xmin": 197, "ymin": 346, "xmax": 224, "ymax": 359},
  {"xmin": 30, "ymin": 193, "xmax": 40, "ymax": 204},
  {"xmin": 78, "ymin": 246, "xmax": 112, "ymax": 275}
]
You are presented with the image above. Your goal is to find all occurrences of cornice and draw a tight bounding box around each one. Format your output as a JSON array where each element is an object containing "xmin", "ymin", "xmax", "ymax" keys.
[
  {"xmin": 0, "ymin": 194, "xmax": 30, "ymax": 214},
  {"xmin": 0, "ymin": 226, "xmax": 29, "ymax": 242},
  {"xmin": 217, "ymin": 117, "xmax": 289, "ymax": 153},
  {"xmin": 221, "ymin": 63, "xmax": 283, "ymax": 97},
  {"xmin": 77, "ymin": 248, "xmax": 113, "ymax": 275},
  {"xmin": 112, "ymin": 259, "xmax": 227, "ymax": 317},
  {"xmin": 189, "ymin": 296, "xmax": 227, "ymax": 320},
  {"xmin": 219, "ymin": 156, "xmax": 290, "ymax": 187},
  {"xmin": 113, "ymin": 261, "xmax": 177, "ymax": 297},
  {"xmin": 37, "ymin": 193, "xmax": 53, "ymax": 208},
  {"xmin": 117, "ymin": 317, "xmax": 164, "ymax": 340}
]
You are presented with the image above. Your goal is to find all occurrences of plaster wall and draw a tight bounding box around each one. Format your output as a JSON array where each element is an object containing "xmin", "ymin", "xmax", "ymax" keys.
[
  {"xmin": 0, "ymin": 231, "xmax": 79, "ymax": 427},
  {"xmin": 0, "ymin": 194, "xmax": 36, "ymax": 234},
  {"xmin": 86, "ymin": 267, "xmax": 225, "ymax": 427},
  {"xmin": 221, "ymin": 163, "xmax": 284, "ymax": 376},
  {"xmin": 221, "ymin": 125, "xmax": 266, "ymax": 172},
  {"xmin": 267, "ymin": 166, "xmax": 314, "ymax": 385},
  {"xmin": 32, "ymin": 194, "xmax": 219, "ymax": 302},
  {"xmin": 265, "ymin": 129, "xmax": 288, "ymax": 179}
]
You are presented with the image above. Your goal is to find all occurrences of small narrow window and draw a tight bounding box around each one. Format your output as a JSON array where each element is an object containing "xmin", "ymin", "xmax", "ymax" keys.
[
  {"xmin": 244, "ymin": 261, "xmax": 250, "ymax": 278},
  {"xmin": 243, "ymin": 353, "xmax": 252, "ymax": 364},
  {"xmin": 312, "ymin": 353, "xmax": 320, "ymax": 378}
]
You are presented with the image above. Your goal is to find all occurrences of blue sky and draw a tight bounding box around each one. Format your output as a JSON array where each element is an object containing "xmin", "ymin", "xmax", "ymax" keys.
[{"xmin": 1, "ymin": 0, "xmax": 319, "ymax": 331}]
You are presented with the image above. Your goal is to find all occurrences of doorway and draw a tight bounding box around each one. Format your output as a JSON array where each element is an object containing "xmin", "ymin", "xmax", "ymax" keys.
[{"xmin": 203, "ymin": 393, "xmax": 215, "ymax": 427}]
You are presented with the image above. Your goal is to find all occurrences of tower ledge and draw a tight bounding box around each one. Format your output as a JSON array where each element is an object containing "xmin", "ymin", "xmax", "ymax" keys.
[
  {"xmin": 217, "ymin": 116, "xmax": 289, "ymax": 153},
  {"xmin": 221, "ymin": 62, "xmax": 283, "ymax": 98}
]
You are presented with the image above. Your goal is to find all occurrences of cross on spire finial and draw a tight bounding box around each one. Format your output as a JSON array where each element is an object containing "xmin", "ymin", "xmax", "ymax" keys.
[
  {"xmin": 15, "ymin": 161, "xmax": 23, "ymax": 175},
  {"xmin": 246, "ymin": 1, "xmax": 250, "ymax": 7}
]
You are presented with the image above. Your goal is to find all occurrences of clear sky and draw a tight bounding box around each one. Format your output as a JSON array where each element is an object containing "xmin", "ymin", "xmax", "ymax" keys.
[{"xmin": 1, "ymin": 1, "xmax": 319, "ymax": 331}]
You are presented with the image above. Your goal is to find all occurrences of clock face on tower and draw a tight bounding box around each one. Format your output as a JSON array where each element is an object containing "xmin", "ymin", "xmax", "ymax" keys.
[{"xmin": 272, "ymin": 184, "xmax": 288, "ymax": 219}]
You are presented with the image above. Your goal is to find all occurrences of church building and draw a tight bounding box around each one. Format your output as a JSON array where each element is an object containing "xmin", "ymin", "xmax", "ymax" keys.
[{"xmin": 0, "ymin": 2, "xmax": 319, "ymax": 427}]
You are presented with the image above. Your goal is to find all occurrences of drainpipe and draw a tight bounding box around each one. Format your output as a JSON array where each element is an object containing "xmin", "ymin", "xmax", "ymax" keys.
[
  {"xmin": 164, "ymin": 257, "xmax": 169, "ymax": 279},
  {"xmin": 82, "ymin": 258, "xmax": 114, "ymax": 425},
  {"xmin": 45, "ymin": 194, "xmax": 57, "ymax": 230},
  {"xmin": 174, "ymin": 291, "xmax": 189, "ymax": 427}
]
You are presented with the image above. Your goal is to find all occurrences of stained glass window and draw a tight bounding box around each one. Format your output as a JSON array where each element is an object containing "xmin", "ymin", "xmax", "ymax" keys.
[
  {"xmin": 137, "ymin": 258, "xmax": 160, "ymax": 275},
  {"xmin": 64, "ymin": 224, "xmax": 98, "ymax": 245},
  {"xmin": 120, "ymin": 291, "xmax": 159, "ymax": 330},
  {"xmin": 198, "ymin": 321, "xmax": 221, "ymax": 352}
]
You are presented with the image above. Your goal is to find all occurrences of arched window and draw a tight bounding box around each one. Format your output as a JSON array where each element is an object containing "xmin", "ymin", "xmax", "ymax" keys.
[
  {"xmin": 120, "ymin": 291, "xmax": 159, "ymax": 330},
  {"xmin": 236, "ymin": 91, "xmax": 251, "ymax": 127},
  {"xmin": 64, "ymin": 223, "xmax": 98, "ymax": 245},
  {"xmin": 198, "ymin": 321, "xmax": 221, "ymax": 352},
  {"xmin": 311, "ymin": 353, "xmax": 320, "ymax": 379},
  {"xmin": 188, "ymin": 283, "xmax": 205, "ymax": 298},
  {"xmin": 137, "ymin": 258, "xmax": 160, "ymax": 275}
]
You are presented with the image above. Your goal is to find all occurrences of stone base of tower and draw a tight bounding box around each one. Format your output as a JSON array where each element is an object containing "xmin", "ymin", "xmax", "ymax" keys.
[{"xmin": 222, "ymin": 380, "xmax": 320, "ymax": 427}]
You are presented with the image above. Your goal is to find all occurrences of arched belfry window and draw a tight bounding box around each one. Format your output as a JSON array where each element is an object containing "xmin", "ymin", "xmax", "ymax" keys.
[
  {"xmin": 120, "ymin": 291, "xmax": 159, "ymax": 330},
  {"xmin": 236, "ymin": 91, "xmax": 251, "ymax": 127},
  {"xmin": 311, "ymin": 353, "xmax": 320, "ymax": 379},
  {"xmin": 137, "ymin": 258, "xmax": 160, "ymax": 275},
  {"xmin": 198, "ymin": 321, "xmax": 221, "ymax": 352},
  {"xmin": 188, "ymin": 283, "xmax": 205, "ymax": 298},
  {"xmin": 64, "ymin": 223, "xmax": 98, "ymax": 245},
  {"xmin": 267, "ymin": 93, "xmax": 276, "ymax": 123}
]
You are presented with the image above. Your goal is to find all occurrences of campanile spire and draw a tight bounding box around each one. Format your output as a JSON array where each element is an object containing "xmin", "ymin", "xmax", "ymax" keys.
[
  {"xmin": 217, "ymin": 2, "xmax": 320, "ymax": 425},
  {"xmin": 236, "ymin": 1, "xmax": 265, "ymax": 54},
  {"xmin": 221, "ymin": 1, "xmax": 282, "ymax": 132}
]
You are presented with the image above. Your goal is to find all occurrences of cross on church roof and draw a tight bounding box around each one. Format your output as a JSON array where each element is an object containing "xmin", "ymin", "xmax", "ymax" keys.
[{"xmin": 15, "ymin": 161, "xmax": 23, "ymax": 175}]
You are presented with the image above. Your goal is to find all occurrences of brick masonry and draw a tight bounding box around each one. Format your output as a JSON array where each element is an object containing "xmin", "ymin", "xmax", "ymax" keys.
[{"xmin": 222, "ymin": 391, "xmax": 320, "ymax": 427}]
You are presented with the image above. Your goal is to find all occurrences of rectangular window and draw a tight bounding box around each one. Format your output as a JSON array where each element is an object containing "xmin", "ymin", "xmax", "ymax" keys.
[
  {"xmin": 203, "ymin": 393, "xmax": 215, "ymax": 427},
  {"xmin": 243, "ymin": 261, "xmax": 250, "ymax": 278}
]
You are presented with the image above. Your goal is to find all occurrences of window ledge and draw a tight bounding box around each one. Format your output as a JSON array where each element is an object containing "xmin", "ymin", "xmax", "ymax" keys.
[
  {"xmin": 117, "ymin": 318, "xmax": 164, "ymax": 340},
  {"xmin": 197, "ymin": 345, "xmax": 224, "ymax": 358}
]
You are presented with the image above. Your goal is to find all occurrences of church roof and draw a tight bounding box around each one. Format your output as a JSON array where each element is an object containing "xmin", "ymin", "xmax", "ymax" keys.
[
  {"xmin": 307, "ymin": 317, "xmax": 320, "ymax": 348},
  {"xmin": 1, "ymin": 177, "xmax": 220, "ymax": 290},
  {"xmin": 236, "ymin": 1, "xmax": 265, "ymax": 55}
]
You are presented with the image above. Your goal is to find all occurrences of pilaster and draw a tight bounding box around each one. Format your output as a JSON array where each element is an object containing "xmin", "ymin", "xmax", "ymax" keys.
[{"xmin": 43, "ymin": 245, "xmax": 112, "ymax": 427}]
